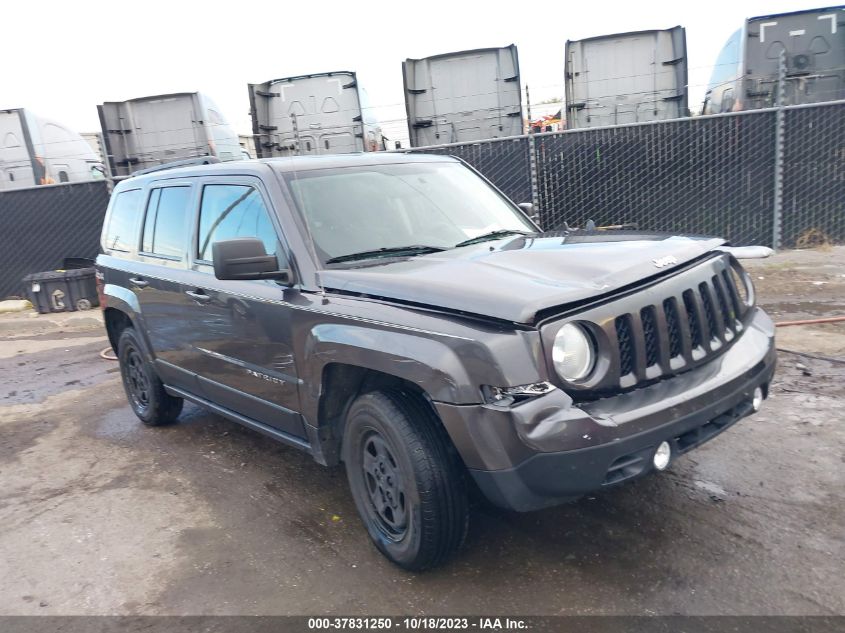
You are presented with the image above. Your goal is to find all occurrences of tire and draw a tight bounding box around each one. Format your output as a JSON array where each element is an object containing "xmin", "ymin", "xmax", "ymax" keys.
[
  {"xmin": 343, "ymin": 390, "xmax": 469, "ymax": 571},
  {"xmin": 117, "ymin": 327, "xmax": 183, "ymax": 426}
]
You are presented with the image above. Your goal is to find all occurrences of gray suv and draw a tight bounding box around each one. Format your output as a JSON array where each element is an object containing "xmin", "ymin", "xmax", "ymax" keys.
[{"xmin": 97, "ymin": 153, "xmax": 776, "ymax": 570}]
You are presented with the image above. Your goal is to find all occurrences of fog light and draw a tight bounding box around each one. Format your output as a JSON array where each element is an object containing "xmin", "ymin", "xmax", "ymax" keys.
[
  {"xmin": 752, "ymin": 387, "xmax": 764, "ymax": 412},
  {"xmin": 653, "ymin": 441, "xmax": 671, "ymax": 471}
]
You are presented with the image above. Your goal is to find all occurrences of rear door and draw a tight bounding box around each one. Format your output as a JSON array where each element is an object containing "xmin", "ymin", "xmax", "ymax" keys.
[
  {"xmin": 178, "ymin": 176, "xmax": 305, "ymax": 439},
  {"xmin": 133, "ymin": 180, "xmax": 198, "ymax": 390}
]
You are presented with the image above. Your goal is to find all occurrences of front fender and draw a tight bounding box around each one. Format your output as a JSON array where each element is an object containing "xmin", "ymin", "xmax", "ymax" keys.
[{"xmin": 302, "ymin": 323, "xmax": 476, "ymax": 409}]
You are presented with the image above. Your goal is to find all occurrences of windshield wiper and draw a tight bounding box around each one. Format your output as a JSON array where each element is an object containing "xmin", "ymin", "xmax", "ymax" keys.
[
  {"xmin": 454, "ymin": 229, "xmax": 533, "ymax": 248},
  {"xmin": 325, "ymin": 245, "xmax": 446, "ymax": 265}
]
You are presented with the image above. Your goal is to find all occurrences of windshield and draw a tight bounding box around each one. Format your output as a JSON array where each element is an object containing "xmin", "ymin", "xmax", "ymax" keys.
[{"xmin": 283, "ymin": 161, "xmax": 536, "ymax": 265}]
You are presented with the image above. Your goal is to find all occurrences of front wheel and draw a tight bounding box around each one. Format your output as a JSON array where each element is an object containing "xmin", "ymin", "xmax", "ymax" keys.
[{"xmin": 343, "ymin": 390, "xmax": 468, "ymax": 571}]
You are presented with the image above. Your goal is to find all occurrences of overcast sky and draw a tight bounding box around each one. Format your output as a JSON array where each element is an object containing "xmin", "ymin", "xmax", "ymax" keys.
[{"xmin": 0, "ymin": 0, "xmax": 830, "ymax": 146}]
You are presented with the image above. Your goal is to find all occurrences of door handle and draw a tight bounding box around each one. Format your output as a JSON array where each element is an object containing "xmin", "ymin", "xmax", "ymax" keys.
[
  {"xmin": 129, "ymin": 277, "xmax": 149, "ymax": 288},
  {"xmin": 185, "ymin": 289, "xmax": 211, "ymax": 304}
]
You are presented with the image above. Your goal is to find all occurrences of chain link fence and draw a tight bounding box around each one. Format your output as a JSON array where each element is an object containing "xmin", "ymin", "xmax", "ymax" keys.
[
  {"xmin": 534, "ymin": 111, "xmax": 777, "ymax": 244},
  {"xmin": 0, "ymin": 181, "xmax": 110, "ymax": 299},
  {"xmin": 781, "ymin": 101, "xmax": 845, "ymax": 247},
  {"xmin": 409, "ymin": 100, "xmax": 845, "ymax": 249},
  {"xmin": 1, "ymin": 102, "xmax": 842, "ymax": 299}
]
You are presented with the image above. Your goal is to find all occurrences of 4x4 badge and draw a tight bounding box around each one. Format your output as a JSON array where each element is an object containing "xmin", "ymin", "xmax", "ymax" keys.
[{"xmin": 653, "ymin": 255, "xmax": 678, "ymax": 268}]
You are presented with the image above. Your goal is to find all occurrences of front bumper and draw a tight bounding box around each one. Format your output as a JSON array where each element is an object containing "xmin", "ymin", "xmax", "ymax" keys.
[{"xmin": 435, "ymin": 308, "xmax": 776, "ymax": 511}]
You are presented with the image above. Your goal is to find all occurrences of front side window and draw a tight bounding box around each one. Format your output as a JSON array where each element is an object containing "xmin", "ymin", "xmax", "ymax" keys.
[
  {"xmin": 105, "ymin": 188, "xmax": 143, "ymax": 252},
  {"xmin": 284, "ymin": 161, "xmax": 535, "ymax": 264},
  {"xmin": 197, "ymin": 184, "xmax": 279, "ymax": 261},
  {"xmin": 141, "ymin": 186, "xmax": 192, "ymax": 258}
]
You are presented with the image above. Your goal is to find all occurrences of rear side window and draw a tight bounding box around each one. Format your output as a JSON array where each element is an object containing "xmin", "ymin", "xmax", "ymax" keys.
[
  {"xmin": 141, "ymin": 186, "xmax": 192, "ymax": 258},
  {"xmin": 197, "ymin": 184, "xmax": 278, "ymax": 261},
  {"xmin": 105, "ymin": 189, "xmax": 143, "ymax": 252}
]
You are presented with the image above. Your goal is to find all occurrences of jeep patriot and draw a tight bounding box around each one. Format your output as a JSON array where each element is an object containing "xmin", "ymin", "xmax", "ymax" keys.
[{"xmin": 97, "ymin": 153, "xmax": 776, "ymax": 569}]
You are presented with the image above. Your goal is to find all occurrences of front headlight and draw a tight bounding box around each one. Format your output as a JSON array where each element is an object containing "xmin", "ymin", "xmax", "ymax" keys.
[{"xmin": 552, "ymin": 323, "xmax": 596, "ymax": 382}]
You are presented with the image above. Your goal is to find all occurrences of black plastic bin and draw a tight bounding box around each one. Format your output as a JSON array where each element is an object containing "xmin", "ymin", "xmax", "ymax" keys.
[{"xmin": 22, "ymin": 268, "xmax": 99, "ymax": 314}]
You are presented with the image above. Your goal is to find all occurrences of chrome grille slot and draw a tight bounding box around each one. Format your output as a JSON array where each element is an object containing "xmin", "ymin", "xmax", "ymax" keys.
[
  {"xmin": 699, "ymin": 281, "xmax": 718, "ymax": 343},
  {"xmin": 640, "ymin": 306, "xmax": 659, "ymax": 367},
  {"xmin": 683, "ymin": 289, "xmax": 703, "ymax": 350},
  {"xmin": 663, "ymin": 298, "xmax": 683, "ymax": 359},
  {"xmin": 712, "ymin": 274, "xmax": 735, "ymax": 340},
  {"xmin": 721, "ymin": 269, "xmax": 743, "ymax": 325},
  {"xmin": 615, "ymin": 315, "xmax": 635, "ymax": 376}
]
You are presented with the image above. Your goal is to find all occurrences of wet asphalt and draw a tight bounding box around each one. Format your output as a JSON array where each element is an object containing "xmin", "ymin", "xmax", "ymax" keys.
[{"xmin": 0, "ymin": 283, "xmax": 843, "ymax": 615}]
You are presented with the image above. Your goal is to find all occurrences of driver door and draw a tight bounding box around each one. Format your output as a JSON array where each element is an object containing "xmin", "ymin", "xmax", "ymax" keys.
[{"xmin": 179, "ymin": 177, "xmax": 305, "ymax": 439}]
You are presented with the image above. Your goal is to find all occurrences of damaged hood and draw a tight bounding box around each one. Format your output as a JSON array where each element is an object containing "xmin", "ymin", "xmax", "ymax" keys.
[{"xmin": 319, "ymin": 233, "xmax": 726, "ymax": 324}]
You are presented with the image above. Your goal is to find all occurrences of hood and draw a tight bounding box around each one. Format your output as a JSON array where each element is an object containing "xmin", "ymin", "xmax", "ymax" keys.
[{"xmin": 319, "ymin": 233, "xmax": 726, "ymax": 324}]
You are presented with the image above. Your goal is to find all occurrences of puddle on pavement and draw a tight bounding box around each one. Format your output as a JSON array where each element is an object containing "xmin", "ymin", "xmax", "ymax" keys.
[{"xmin": 95, "ymin": 408, "xmax": 142, "ymax": 441}]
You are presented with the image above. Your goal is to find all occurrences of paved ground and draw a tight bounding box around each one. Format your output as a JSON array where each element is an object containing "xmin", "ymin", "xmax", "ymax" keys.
[{"xmin": 1, "ymin": 248, "xmax": 843, "ymax": 616}]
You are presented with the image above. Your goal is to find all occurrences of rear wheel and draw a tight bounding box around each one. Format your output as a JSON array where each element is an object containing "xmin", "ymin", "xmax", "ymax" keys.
[
  {"xmin": 118, "ymin": 328, "xmax": 182, "ymax": 426},
  {"xmin": 343, "ymin": 390, "xmax": 468, "ymax": 570}
]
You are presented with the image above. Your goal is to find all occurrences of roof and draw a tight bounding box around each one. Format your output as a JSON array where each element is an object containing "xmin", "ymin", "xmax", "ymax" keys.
[
  {"xmin": 404, "ymin": 44, "xmax": 516, "ymax": 64},
  {"xmin": 566, "ymin": 25, "xmax": 683, "ymax": 45},
  {"xmin": 266, "ymin": 152, "xmax": 458, "ymax": 173},
  {"xmin": 100, "ymin": 92, "xmax": 201, "ymax": 105},
  {"xmin": 256, "ymin": 71, "xmax": 357, "ymax": 85},
  {"xmin": 114, "ymin": 152, "xmax": 459, "ymax": 188},
  {"xmin": 749, "ymin": 5, "xmax": 844, "ymax": 22}
]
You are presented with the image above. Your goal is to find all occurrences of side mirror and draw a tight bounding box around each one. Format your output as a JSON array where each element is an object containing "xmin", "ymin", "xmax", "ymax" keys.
[
  {"xmin": 518, "ymin": 202, "xmax": 540, "ymax": 224},
  {"xmin": 212, "ymin": 238, "xmax": 291, "ymax": 283}
]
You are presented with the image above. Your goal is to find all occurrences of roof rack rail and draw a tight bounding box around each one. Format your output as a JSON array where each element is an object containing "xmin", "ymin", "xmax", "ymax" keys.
[{"xmin": 130, "ymin": 156, "xmax": 220, "ymax": 177}]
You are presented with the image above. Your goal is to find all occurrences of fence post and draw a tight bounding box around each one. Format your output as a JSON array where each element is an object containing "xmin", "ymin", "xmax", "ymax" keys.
[
  {"xmin": 771, "ymin": 50, "xmax": 786, "ymax": 250},
  {"xmin": 525, "ymin": 86, "xmax": 540, "ymax": 211}
]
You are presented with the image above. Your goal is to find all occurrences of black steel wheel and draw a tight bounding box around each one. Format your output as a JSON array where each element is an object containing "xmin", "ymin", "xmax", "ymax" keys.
[
  {"xmin": 343, "ymin": 390, "xmax": 468, "ymax": 571},
  {"xmin": 117, "ymin": 328, "xmax": 183, "ymax": 426},
  {"xmin": 124, "ymin": 346, "xmax": 151, "ymax": 413},
  {"xmin": 361, "ymin": 431, "xmax": 408, "ymax": 540}
]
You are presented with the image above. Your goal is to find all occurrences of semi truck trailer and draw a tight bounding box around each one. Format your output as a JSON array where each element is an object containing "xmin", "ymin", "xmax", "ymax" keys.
[
  {"xmin": 402, "ymin": 45, "xmax": 524, "ymax": 147},
  {"xmin": 565, "ymin": 26, "xmax": 688, "ymax": 128},
  {"xmin": 1, "ymin": 108, "xmax": 104, "ymax": 191},
  {"xmin": 703, "ymin": 5, "xmax": 845, "ymax": 114},
  {"xmin": 97, "ymin": 93, "xmax": 242, "ymax": 177},
  {"xmin": 248, "ymin": 72, "xmax": 384, "ymax": 157}
]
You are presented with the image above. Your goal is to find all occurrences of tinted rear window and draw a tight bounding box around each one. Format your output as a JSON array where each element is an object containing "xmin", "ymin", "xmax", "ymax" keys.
[{"xmin": 104, "ymin": 189, "xmax": 143, "ymax": 252}]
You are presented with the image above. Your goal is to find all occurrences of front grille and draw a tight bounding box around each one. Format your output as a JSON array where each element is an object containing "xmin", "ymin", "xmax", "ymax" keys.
[{"xmin": 608, "ymin": 255, "xmax": 749, "ymax": 389}]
